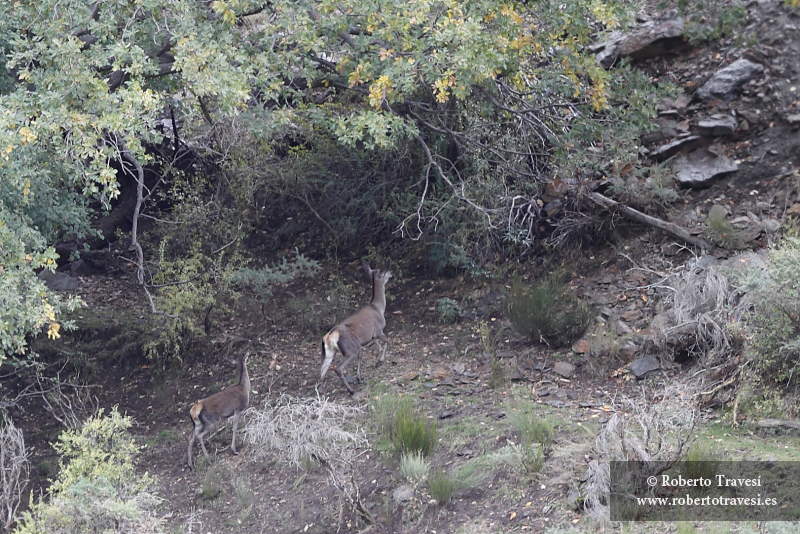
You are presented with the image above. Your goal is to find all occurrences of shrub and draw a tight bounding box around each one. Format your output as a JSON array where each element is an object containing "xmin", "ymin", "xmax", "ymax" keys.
[
  {"xmin": 391, "ymin": 404, "xmax": 438, "ymax": 459},
  {"xmin": 730, "ymin": 237, "xmax": 800, "ymax": 389},
  {"xmin": 435, "ymin": 298, "xmax": 461, "ymax": 324},
  {"xmin": 399, "ymin": 451, "xmax": 429, "ymax": 486},
  {"xmin": 507, "ymin": 405, "xmax": 554, "ymax": 451},
  {"xmin": 0, "ymin": 414, "xmax": 29, "ymax": 531},
  {"xmin": 428, "ymin": 460, "xmax": 489, "ymax": 506},
  {"xmin": 507, "ymin": 274, "xmax": 595, "ymax": 347},
  {"xmin": 232, "ymin": 253, "xmax": 321, "ymax": 301},
  {"xmin": 428, "ymin": 469, "xmax": 454, "ymax": 505},
  {"xmin": 14, "ymin": 408, "xmax": 163, "ymax": 534}
]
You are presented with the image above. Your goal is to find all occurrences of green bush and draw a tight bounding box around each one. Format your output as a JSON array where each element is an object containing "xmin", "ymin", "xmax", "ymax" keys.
[
  {"xmin": 428, "ymin": 460, "xmax": 489, "ymax": 506},
  {"xmin": 14, "ymin": 408, "xmax": 163, "ymax": 534},
  {"xmin": 507, "ymin": 407, "xmax": 554, "ymax": 452},
  {"xmin": 507, "ymin": 274, "xmax": 595, "ymax": 347},
  {"xmin": 428, "ymin": 469, "xmax": 454, "ymax": 505},
  {"xmin": 399, "ymin": 451, "xmax": 430, "ymax": 485},
  {"xmin": 731, "ymin": 236, "xmax": 800, "ymax": 389},
  {"xmin": 435, "ymin": 298, "xmax": 461, "ymax": 324},
  {"xmin": 392, "ymin": 404, "xmax": 438, "ymax": 459}
]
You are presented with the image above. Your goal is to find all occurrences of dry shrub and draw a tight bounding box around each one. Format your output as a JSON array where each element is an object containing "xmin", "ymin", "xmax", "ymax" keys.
[
  {"xmin": 651, "ymin": 258, "xmax": 735, "ymax": 362},
  {"xmin": 0, "ymin": 415, "xmax": 29, "ymax": 531},
  {"xmin": 582, "ymin": 383, "xmax": 698, "ymax": 522},
  {"xmin": 244, "ymin": 394, "xmax": 373, "ymax": 524}
]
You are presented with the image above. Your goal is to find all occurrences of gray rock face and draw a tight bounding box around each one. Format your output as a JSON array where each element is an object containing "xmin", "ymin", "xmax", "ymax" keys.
[
  {"xmin": 393, "ymin": 485, "xmax": 414, "ymax": 504},
  {"xmin": 697, "ymin": 114, "xmax": 737, "ymax": 136},
  {"xmin": 674, "ymin": 148, "xmax": 738, "ymax": 188},
  {"xmin": 649, "ymin": 135, "xmax": 702, "ymax": 161},
  {"xmin": 553, "ymin": 361, "xmax": 575, "ymax": 378},
  {"xmin": 696, "ymin": 59, "xmax": 764, "ymax": 101},
  {"xmin": 593, "ymin": 19, "xmax": 687, "ymax": 68},
  {"xmin": 629, "ymin": 355, "xmax": 661, "ymax": 379},
  {"xmin": 37, "ymin": 270, "xmax": 80, "ymax": 292}
]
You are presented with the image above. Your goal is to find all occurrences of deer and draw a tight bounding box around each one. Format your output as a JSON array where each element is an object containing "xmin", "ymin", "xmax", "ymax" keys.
[
  {"xmin": 187, "ymin": 349, "xmax": 250, "ymax": 469},
  {"xmin": 320, "ymin": 260, "xmax": 392, "ymax": 394}
]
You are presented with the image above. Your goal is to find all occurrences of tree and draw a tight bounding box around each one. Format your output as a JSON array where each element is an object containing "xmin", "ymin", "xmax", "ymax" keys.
[{"xmin": 0, "ymin": 0, "xmax": 663, "ymax": 358}]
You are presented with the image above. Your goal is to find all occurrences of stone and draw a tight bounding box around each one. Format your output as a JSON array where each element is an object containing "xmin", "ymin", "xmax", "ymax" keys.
[
  {"xmin": 786, "ymin": 114, "xmax": 800, "ymax": 125},
  {"xmin": 617, "ymin": 320, "xmax": 633, "ymax": 335},
  {"xmin": 787, "ymin": 203, "xmax": 800, "ymax": 217},
  {"xmin": 674, "ymin": 148, "xmax": 738, "ymax": 188},
  {"xmin": 697, "ymin": 114, "xmax": 737, "ymax": 136},
  {"xmin": 452, "ymin": 362, "xmax": 465, "ymax": 375},
  {"xmin": 696, "ymin": 59, "xmax": 764, "ymax": 101},
  {"xmin": 430, "ymin": 367, "xmax": 450, "ymax": 380},
  {"xmin": 629, "ymin": 355, "xmax": 661, "ymax": 379},
  {"xmin": 572, "ymin": 339, "xmax": 591, "ymax": 354},
  {"xmin": 544, "ymin": 199, "xmax": 563, "ymax": 217},
  {"xmin": 594, "ymin": 18, "xmax": 688, "ymax": 68},
  {"xmin": 401, "ymin": 371, "xmax": 420, "ymax": 381},
  {"xmin": 553, "ymin": 361, "xmax": 575, "ymax": 378},
  {"xmin": 69, "ymin": 259, "xmax": 95, "ymax": 276},
  {"xmin": 37, "ymin": 270, "xmax": 80, "ymax": 292},
  {"xmin": 762, "ymin": 218, "xmax": 780, "ymax": 233},
  {"xmin": 641, "ymin": 118, "xmax": 680, "ymax": 145},
  {"xmin": 649, "ymin": 135, "xmax": 702, "ymax": 161},
  {"xmin": 393, "ymin": 485, "xmax": 414, "ymax": 504}
]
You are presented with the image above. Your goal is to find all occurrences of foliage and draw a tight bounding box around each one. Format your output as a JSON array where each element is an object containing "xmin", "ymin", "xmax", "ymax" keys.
[
  {"xmin": 606, "ymin": 160, "xmax": 679, "ymax": 212},
  {"xmin": 507, "ymin": 405, "xmax": 554, "ymax": 452},
  {"xmin": 428, "ymin": 460, "xmax": 489, "ymax": 505},
  {"xmin": 0, "ymin": 217, "xmax": 82, "ymax": 361},
  {"xmin": 435, "ymin": 298, "xmax": 461, "ymax": 325},
  {"xmin": 0, "ymin": 0, "xmax": 669, "ymax": 317},
  {"xmin": 730, "ymin": 236, "xmax": 800, "ymax": 389},
  {"xmin": 232, "ymin": 253, "xmax": 321, "ymax": 300},
  {"xmin": 14, "ymin": 408, "xmax": 163, "ymax": 534},
  {"xmin": 705, "ymin": 205, "xmax": 746, "ymax": 250},
  {"xmin": 390, "ymin": 403, "xmax": 438, "ymax": 459},
  {"xmin": 0, "ymin": 414, "xmax": 29, "ymax": 532},
  {"xmin": 507, "ymin": 275, "xmax": 596, "ymax": 347},
  {"xmin": 399, "ymin": 451, "xmax": 430, "ymax": 486}
]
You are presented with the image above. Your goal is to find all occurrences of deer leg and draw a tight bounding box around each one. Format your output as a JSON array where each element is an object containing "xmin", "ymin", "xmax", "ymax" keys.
[
  {"xmin": 332, "ymin": 365, "xmax": 356, "ymax": 394},
  {"xmin": 231, "ymin": 412, "xmax": 241, "ymax": 455},
  {"xmin": 375, "ymin": 334, "xmax": 389, "ymax": 367},
  {"xmin": 188, "ymin": 434, "xmax": 196, "ymax": 469}
]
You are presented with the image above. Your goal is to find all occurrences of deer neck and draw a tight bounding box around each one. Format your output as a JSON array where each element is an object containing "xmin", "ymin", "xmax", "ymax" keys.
[
  {"xmin": 371, "ymin": 275, "xmax": 387, "ymax": 315},
  {"xmin": 238, "ymin": 357, "xmax": 251, "ymax": 395}
]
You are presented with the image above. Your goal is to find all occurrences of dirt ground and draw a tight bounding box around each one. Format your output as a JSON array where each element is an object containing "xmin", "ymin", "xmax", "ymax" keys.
[{"xmin": 8, "ymin": 0, "xmax": 800, "ymax": 533}]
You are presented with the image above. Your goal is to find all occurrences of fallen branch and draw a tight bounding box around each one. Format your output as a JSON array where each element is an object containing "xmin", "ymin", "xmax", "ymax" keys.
[
  {"xmin": 757, "ymin": 419, "xmax": 800, "ymax": 431},
  {"xmin": 589, "ymin": 192, "xmax": 713, "ymax": 252}
]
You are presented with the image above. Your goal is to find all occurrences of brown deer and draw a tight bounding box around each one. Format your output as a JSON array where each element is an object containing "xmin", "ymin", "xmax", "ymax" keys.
[
  {"xmin": 187, "ymin": 350, "xmax": 250, "ymax": 469},
  {"xmin": 320, "ymin": 261, "xmax": 391, "ymax": 394}
]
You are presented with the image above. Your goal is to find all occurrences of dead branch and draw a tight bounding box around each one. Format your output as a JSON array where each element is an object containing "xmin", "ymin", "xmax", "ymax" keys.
[{"xmin": 590, "ymin": 192, "xmax": 713, "ymax": 252}]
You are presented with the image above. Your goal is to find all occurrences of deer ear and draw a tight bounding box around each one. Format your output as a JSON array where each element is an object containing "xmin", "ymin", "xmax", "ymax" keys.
[
  {"xmin": 381, "ymin": 263, "xmax": 390, "ymax": 273},
  {"xmin": 361, "ymin": 260, "xmax": 373, "ymax": 274}
]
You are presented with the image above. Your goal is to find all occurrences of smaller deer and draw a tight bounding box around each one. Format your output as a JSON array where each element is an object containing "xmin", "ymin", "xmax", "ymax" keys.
[
  {"xmin": 187, "ymin": 350, "xmax": 251, "ymax": 469},
  {"xmin": 320, "ymin": 261, "xmax": 392, "ymax": 394}
]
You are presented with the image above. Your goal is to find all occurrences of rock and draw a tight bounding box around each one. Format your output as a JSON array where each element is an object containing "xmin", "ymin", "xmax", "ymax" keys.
[
  {"xmin": 621, "ymin": 308, "xmax": 642, "ymax": 321},
  {"xmin": 543, "ymin": 179, "xmax": 568, "ymax": 203},
  {"xmin": 452, "ymin": 363, "xmax": 465, "ymax": 375},
  {"xmin": 696, "ymin": 59, "xmax": 764, "ymax": 101},
  {"xmin": 661, "ymin": 242, "xmax": 682, "ymax": 255},
  {"xmin": 674, "ymin": 148, "xmax": 738, "ymax": 188},
  {"xmin": 736, "ymin": 108, "xmax": 761, "ymax": 125},
  {"xmin": 572, "ymin": 339, "xmax": 590, "ymax": 354},
  {"xmin": 629, "ymin": 355, "xmax": 661, "ymax": 379},
  {"xmin": 37, "ymin": 270, "xmax": 80, "ymax": 292},
  {"xmin": 544, "ymin": 199, "xmax": 563, "ymax": 217},
  {"xmin": 649, "ymin": 135, "xmax": 702, "ymax": 161},
  {"xmin": 786, "ymin": 114, "xmax": 800, "ymax": 126},
  {"xmin": 706, "ymin": 204, "xmax": 728, "ymax": 223},
  {"xmin": 787, "ymin": 203, "xmax": 800, "ymax": 217},
  {"xmin": 438, "ymin": 411, "xmax": 456, "ymax": 419},
  {"xmin": 546, "ymin": 400, "xmax": 566, "ymax": 408},
  {"xmin": 762, "ymin": 218, "xmax": 780, "ymax": 233},
  {"xmin": 567, "ymin": 487, "xmax": 582, "ymax": 510},
  {"xmin": 401, "ymin": 371, "xmax": 420, "ymax": 381},
  {"xmin": 685, "ymin": 255, "xmax": 718, "ymax": 271},
  {"xmin": 641, "ymin": 118, "xmax": 680, "ymax": 145},
  {"xmin": 697, "ymin": 114, "xmax": 737, "ymax": 136},
  {"xmin": 593, "ymin": 18, "xmax": 687, "ymax": 68},
  {"xmin": 69, "ymin": 259, "xmax": 95, "ymax": 276},
  {"xmin": 393, "ymin": 485, "xmax": 414, "ymax": 504},
  {"xmin": 617, "ymin": 320, "xmax": 633, "ymax": 335},
  {"xmin": 553, "ymin": 361, "xmax": 575, "ymax": 378},
  {"xmin": 430, "ymin": 367, "xmax": 450, "ymax": 380}
]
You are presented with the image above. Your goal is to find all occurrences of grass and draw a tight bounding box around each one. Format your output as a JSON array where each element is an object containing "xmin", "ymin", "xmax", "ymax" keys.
[
  {"xmin": 400, "ymin": 451, "xmax": 429, "ymax": 485},
  {"xmin": 373, "ymin": 393, "xmax": 437, "ymax": 458},
  {"xmin": 507, "ymin": 402, "xmax": 554, "ymax": 451},
  {"xmin": 201, "ymin": 464, "xmax": 228, "ymax": 501},
  {"xmin": 428, "ymin": 459, "xmax": 490, "ymax": 505}
]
